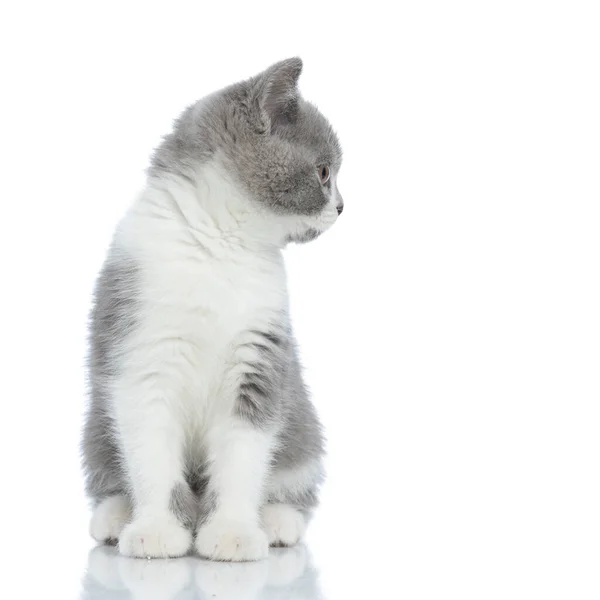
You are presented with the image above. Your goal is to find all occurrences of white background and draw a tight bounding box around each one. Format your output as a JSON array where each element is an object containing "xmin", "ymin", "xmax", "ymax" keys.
[{"xmin": 1, "ymin": 1, "xmax": 599, "ymax": 598}]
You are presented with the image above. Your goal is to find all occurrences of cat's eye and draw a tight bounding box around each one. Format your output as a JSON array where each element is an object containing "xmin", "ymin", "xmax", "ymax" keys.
[{"xmin": 317, "ymin": 165, "xmax": 330, "ymax": 185}]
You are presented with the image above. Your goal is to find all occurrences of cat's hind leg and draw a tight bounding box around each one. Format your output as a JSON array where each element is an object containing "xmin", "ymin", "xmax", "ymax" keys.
[
  {"xmin": 90, "ymin": 495, "xmax": 132, "ymax": 544},
  {"xmin": 262, "ymin": 460, "xmax": 323, "ymax": 547},
  {"xmin": 261, "ymin": 503, "xmax": 306, "ymax": 547}
]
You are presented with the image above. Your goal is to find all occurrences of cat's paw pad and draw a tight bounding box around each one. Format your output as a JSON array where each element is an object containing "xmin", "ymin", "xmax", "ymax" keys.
[
  {"xmin": 195, "ymin": 518, "xmax": 268, "ymax": 562},
  {"xmin": 261, "ymin": 504, "xmax": 306, "ymax": 547},
  {"xmin": 90, "ymin": 495, "xmax": 132, "ymax": 543},
  {"xmin": 118, "ymin": 514, "xmax": 192, "ymax": 558}
]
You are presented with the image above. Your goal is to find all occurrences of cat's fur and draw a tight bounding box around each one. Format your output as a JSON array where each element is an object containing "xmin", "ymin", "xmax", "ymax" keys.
[{"xmin": 81, "ymin": 58, "xmax": 343, "ymax": 561}]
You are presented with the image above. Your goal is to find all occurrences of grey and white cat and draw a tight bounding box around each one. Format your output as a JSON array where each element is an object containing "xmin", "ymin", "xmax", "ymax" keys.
[{"xmin": 82, "ymin": 58, "xmax": 343, "ymax": 561}]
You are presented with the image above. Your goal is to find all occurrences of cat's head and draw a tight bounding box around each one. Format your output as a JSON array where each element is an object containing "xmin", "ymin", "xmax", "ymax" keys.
[{"xmin": 151, "ymin": 58, "xmax": 343, "ymax": 246}]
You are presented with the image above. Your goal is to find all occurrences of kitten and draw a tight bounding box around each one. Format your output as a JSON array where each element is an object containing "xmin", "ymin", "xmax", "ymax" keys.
[{"xmin": 82, "ymin": 58, "xmax": 343, "ymax": 561}]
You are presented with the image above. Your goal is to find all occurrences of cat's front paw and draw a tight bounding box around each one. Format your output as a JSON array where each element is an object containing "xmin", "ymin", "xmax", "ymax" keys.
[
  {"xmin": 261, "ymin": 503, "xmax": 306, "ymax": 547},
  {"xmin": 118, "ymin": 513, "xmax": 192, "ymax": 558},
  {"xmin": 195, "ymin": 518, "xmax": 268, "ymax": 562}
]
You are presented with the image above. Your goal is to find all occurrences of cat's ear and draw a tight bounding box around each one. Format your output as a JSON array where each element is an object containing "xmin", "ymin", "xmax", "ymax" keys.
[{"xmin": 257, "ymin": 57, "xmax": 303, "ymax": 131}]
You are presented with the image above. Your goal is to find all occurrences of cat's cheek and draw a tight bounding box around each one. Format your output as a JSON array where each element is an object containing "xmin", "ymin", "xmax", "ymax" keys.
[{"xmin": 314, "ymin": 203, "xmax": 339, "ymax": 233}]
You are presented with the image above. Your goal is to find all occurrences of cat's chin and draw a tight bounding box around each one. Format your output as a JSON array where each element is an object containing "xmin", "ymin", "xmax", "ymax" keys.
[{"xmin": 285, "ymin": 227, "xmax": 322, "ymax": 245}]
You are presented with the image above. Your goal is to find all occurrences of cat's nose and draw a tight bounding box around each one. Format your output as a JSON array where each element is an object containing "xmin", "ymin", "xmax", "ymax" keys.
[{"xmin": 336, "ymin": 203, "xmax": 344, "ymax": 216}]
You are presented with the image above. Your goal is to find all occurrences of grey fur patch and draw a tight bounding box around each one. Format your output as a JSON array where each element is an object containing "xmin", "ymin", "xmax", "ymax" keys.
[
  {"xmin": 185, "ymin": 461, "xmax": 217, "ymax": 528},
  {"xmin": 270, "ymin": 339, "xmax": 325, "ymax": 473},
  {"xmin": 196, "ymin": 490, "xmax": 218, "ymax": 529},
  {"xmin": 149, "ymin": 58, "xmax": 342, "ymax": 220},
  {"xmin": 82, "ymin": 248, "xmax": 140, "ymax": 502},
  {"xmin": 286, "ymin": 227, "xmax": 320, "ymax": 244},
  {"xmin": 237, "ymin": 327, "xmax": 326, "ymax": 513},
  {"xmin": 234, "ymin": 329, "xmax": 289, "ymax": 428},
  {"xmin": 261, "ymin": 57, "xmax": 303, "ymax": 129},
  {"xmin": 169, "ymin": 483, "xmax": 198, "ymax": 530},
  {"xmin": 81, "ymin": 399, "xmax": 127, "ymax": 502},
  {"xmin": 266, "ymin": 485, "xmax": 322, "ymax": 519}
]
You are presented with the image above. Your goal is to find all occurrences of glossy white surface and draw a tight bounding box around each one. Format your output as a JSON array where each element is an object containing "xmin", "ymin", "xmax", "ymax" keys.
[{"xmin": 83, "ymin": 545, "xmax": 321, "ymax": 599}]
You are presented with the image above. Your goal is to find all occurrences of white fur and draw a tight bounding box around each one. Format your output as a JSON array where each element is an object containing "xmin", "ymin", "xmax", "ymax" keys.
[
  {"xmin": 261, "ymin": 503, "xmax": 306, "ymax": 546},
  {"xmin": 90, "ymin": 494, "xmax": 132, "ymax": 542},
  {"xmin": 108, "ymin": 159, "xmax": 336, "ymax": 557},
  {"xmin": 196, "ymin": 518, "xmax": 269, "ymax": 562},
  {"xmin": 119, "ymin": 511, "xmax": 192, "ymax": 558},
  {"xmin": 267, "ymin": 460, "xmax": 323, "ymax": 504},
  {"xmin": 195, "ymin": 420, "xmax": 274, "ymax": 561}
]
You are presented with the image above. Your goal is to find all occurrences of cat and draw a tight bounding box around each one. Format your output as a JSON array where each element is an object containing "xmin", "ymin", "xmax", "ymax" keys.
[{"xmin": 82, "ymin": 57, "xmax": 343, "ymax": 561}]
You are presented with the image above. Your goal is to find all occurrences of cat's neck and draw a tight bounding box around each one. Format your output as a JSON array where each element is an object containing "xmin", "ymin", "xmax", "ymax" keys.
[{"xmin": 131, "ymin": 160, "xmax": 286, "ymax": 258}]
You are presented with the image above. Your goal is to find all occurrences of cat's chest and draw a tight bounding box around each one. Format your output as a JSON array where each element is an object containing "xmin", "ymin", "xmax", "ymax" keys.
[
  {"xmin": 193, "ymin": 259, "xmax": 284, "ymax": 328},
  {"xmin": 144, "ymin": 249, "xmax": 287, "ymax": 340}
]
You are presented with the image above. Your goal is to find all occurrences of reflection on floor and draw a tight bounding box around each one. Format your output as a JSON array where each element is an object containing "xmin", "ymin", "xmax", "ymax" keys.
[{"xmin": 81, "ymin": 543, "xmax": 323, "ymax": 599}]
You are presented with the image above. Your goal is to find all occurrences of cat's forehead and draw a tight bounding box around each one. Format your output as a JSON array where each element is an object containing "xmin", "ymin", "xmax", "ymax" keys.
[{"xmin": 281, "ymin": 101, "xmax": 342, "ymax": 170}]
